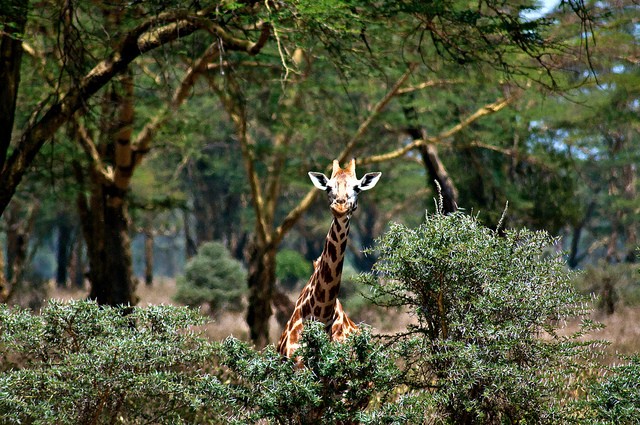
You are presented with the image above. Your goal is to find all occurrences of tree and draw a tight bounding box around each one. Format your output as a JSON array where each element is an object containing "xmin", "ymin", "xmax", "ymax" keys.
[
  {"xmin": 2, "ymin": 0, "xmax": 596, "ymax": 347},
  {"xmin": 195, "ymin": 0, "xmax": 595, "ymax": 346},
  {"xmin": 174, "ymin": 241, "xmax": 247, "ymax": 316},
  {"xmin": 1, "ymin": 1, "xmax": 228, "ymax": 215},
  {"xmin": 531, "ymin": 0, "xmax": 639, "ymax": 266},
  {"xmin": 361, "ymin": 210, "xmax": 599, "ymax": 423}
]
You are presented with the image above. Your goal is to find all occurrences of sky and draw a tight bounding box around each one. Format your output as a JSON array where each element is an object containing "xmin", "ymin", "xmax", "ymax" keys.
[{"xmin": 522, "ymin": 0, "xmax": 562, "ymax": 20}]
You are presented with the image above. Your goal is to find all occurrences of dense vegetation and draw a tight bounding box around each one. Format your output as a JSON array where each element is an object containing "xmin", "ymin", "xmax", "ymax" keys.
[
  {"xmin": 174, "ymin": 241, "xmax": 247, "ymax": 316},
  {"xmin": 1, "ymin": 212, "xmax": 637, "ymax": 424},
  {"xmin": 0, "ymin": 0, "xmax": 638, "ymax": 422}
]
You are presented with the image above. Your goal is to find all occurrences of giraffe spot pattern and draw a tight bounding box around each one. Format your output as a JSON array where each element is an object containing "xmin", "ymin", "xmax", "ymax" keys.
[
  {"xmin": 317, "ymin": 287, "xmax": 326, "ymax": 302},
  {"xmin": 328, "ymin": 284, "xmax": 340, "ymax": 301},
  {"xmin": 327, "ymin": 241, "xmax": 337, "ymax": 262},
  {"xmin": 322, "ymin": 262, "xmax": 333, "ymax": 283},
  {"xmin": 322, "ymin": 306, "xmax": 333, "ymax": 320},
  {"xmin": 335, "ymin": 258, "xmax": 344, "ymax": 274}
]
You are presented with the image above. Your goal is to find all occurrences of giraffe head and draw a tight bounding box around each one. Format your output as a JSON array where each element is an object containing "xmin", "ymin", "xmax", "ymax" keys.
[{"xmin": 309, "ymin": 159, "xmax": 381, "ymax": 217}]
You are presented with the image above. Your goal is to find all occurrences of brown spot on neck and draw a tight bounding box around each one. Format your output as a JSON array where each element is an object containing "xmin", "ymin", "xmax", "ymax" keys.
[
  {"xmin": 321, "ymin": 261, "xmax": 333, "ymax": 283},
  {"xmin": 326, "ymin": 240, "xmax": 338, "ymax": 262}
]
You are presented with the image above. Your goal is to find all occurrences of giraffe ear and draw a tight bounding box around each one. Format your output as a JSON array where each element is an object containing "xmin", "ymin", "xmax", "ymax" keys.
[
  {"xmin": 357, "ymin": 172, "xmax": 381, "ymax": 191},
  {"xmin": 309, "ymin": 172, "xmax": 330, "ymax": 190}
]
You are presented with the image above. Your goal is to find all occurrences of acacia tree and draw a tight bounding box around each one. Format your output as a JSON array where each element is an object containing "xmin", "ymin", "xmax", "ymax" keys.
[
  {"xmin": 2, "ymin": 1, "xmax": 595, "ymax": 348},
  {"xmin": 530, "ymin": 0, "xmax": 639, "ymax": 266},
  {"xmin": 1, "ymin": 0, "xmax": 273, "ymax": 305},
  {"xmin": 198, "ymin": 0, "xmax": 594, "ymax": 346}
]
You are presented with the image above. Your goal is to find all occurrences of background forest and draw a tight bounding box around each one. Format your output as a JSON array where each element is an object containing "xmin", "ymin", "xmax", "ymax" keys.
[{"xmin": 0, "ymin": 0, "xmax": 639, "ymax": 422}]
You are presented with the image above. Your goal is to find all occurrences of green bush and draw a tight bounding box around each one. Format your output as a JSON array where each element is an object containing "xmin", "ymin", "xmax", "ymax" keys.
[
  {"xmin": 584, "ymin": 355, "xmax": 640, "ymax": 424},
  {"xmin": 174, "ymin": 241, "xmax": 247, "ymax": 315},
  {"xmin": 276, "ymin": 249, "xmax": 312, "ymax": 290},
  {"xmin": 360, "ymin": 211, "xmax": 601, "ymax": 424},
  {"xmin": 218, "ymin": 321, "xmax": 407, "ymax": 424},
  {"xmin": 3, "ymin": 213, "xmax": 637, "ymax": 424},
  {"xmin": 0, "ymin": 300, "xmax": 230, "ymax": 424},
  {"xmin": 0, "ymin": 301, "xmax": 406, "ymax": 424}
]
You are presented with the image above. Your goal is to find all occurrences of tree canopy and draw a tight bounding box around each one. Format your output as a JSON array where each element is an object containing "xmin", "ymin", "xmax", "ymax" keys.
[{"xmin": 1, "ymin": 0, "xmax": 637, "ymax": 347}]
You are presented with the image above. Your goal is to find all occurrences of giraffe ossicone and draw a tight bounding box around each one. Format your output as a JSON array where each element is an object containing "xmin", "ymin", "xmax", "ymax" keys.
[{"xmin": 277, "ymin": 158, "xmax": 381, "ymax": 360}]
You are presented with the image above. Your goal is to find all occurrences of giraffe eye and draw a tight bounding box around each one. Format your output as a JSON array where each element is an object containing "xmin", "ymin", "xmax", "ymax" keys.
[{"xmin": 353, "ymin": 186, "xmax": 361, "ymax": 194}]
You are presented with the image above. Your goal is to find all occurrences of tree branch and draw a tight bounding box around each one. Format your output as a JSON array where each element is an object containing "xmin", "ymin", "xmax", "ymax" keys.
[
  {"xmin": 0, "ymin": 9, "xmax": 211, "ymax": 215},
  {"xmin": 193, "ymin": 19, "xmax": 270, "ymax": 55},
  {"xmin": 72, "ymin": 117, "xmax": 112, "ymax": 185},
  {"xmin": 335, "ymin": 63, "xmax": 417, "ymax": 166},
  {"xmin": 264, "ymin": 50, "xmax": 311, "ymax": 227},
  {"xmin": 133, "ymin": 42, "xmax": 220, "ymax": 167},
  {"xmin": 396, "ymin": 79, "xmax": 462, "ymax": 94},
  {"xmin": 272, "ymin": 64, "xmax": 416, "ymax": 248},
  {"xmin": 207, "ymin": 72, "xmax": 270, "ymax": 245},
  {"xmin": 360, "ymin": 94, "xmax": 519, "ymax": 165}
]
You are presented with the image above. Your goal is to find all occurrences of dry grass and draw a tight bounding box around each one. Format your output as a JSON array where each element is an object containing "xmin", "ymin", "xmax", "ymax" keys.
[
  {"xmin": 44, "ymin": 279, "xmax": 640, "ymax": 360},
  {"xmin": 586, "ymin": 306, "xmax": 640, "ymax": 361}
]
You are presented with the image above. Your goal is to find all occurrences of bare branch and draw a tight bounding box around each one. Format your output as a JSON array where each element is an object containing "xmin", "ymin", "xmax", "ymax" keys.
[
  {"xmin": 466, "ymin": 140, "xmax": 551, "ymax": 170},
  {"xmin": 0, "ymin": 11, "xmax": 209, "ymax": 215},
  {"xmin": 72, "ymin": 118, "xmax": 113, "ymax": 185},
  {"xmin": 133, "ymin": 42, "xmax": 220, "ymax": 167},
  {"xmin": 335, "ymin": 63, "xmax": 417, "ymax": 166},
  {"xmin": 396, "ymin": 79, "xmax": 463, "ymax": 94},
  {"xmin": 192, "ymin": 19, "xmax": 270, "ymax": 55},
  {"xmin": 360, "ymin": 139, "xmax": 424, "ymax": 165},
  {"xmin": 436, "ymin": 96, "xmax": 516, "ymax": 141},
  {"xmin": 361, "ymin": 93, "xmax": 520, "ymax": 166},
  {"xmin": 206, "ymin": 73, "xmax": 271, "ymax": 245}
]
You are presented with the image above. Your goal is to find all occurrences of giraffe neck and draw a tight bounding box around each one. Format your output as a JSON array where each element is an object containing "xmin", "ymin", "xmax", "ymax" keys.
[{"xmin": 312, "ymin": 214, "xmax": 350, "ymax": 311}]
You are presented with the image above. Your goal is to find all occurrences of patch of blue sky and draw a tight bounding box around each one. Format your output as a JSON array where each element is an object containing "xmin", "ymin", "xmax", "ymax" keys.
[{"xmin": 520, "ymin": 0, "xmax": 561, "ymax": 21}]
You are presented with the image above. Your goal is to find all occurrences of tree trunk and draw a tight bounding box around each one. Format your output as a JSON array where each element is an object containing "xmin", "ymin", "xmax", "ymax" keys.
[
  {"xmin": 69, "ymin": 233, "xmax": 86, "ymax": 289},
  {"xmin": 402, "ymin": 101, "xmax": 458, "ymax": 214},
  {"xmin": 568, "ymin": 202, "xmax": 594, "ymax": 269},
  {"xmin": 418, "ymin": 143, "xmax": 459, "ymax": 214},
  {"xmin": 246, "ymin": 240, "xmax": 276, "ymax": 348},
  {"xmin": 80, "ymin": 178, "xmax": 138, "ymax": 306},
  {"xmin": 56, "ymin": 216, "xmax": 74, "ymax": 288},
  {"xmin": 1, "ymin": 201, "xmax": 38, "ymax": 302},
  {"xmin": 272, "ymin": 288, "xmax": 295, "ymax": 329},
  {"xmin": 0, "ymin": 2, "xmax": 28, "ymax": 168},
  {"xmin": 144, "ymin": 228, "xmax": 154, "ymax": 286},
  {"xmin": 183, "ymin": 208, "xmax": 198, "ymax": 259},
  {"xmin": 622, "ymin": 159, "xmax": 637, "ymax": 263},
  {"xmin": 0, "ymin": 237, "xmax": 6, "ymax": 301}
]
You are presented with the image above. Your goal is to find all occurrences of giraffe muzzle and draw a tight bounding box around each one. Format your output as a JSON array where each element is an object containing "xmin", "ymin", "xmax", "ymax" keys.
[{"xmin": 330, "ymin": 201, "xmax": 351, "ymax": 215}]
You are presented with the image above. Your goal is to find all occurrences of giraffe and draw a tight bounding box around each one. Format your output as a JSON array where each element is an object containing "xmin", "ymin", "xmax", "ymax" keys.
[{"xmin": 277, "ymin": 158, "xmax": 381, "ymax": 360}]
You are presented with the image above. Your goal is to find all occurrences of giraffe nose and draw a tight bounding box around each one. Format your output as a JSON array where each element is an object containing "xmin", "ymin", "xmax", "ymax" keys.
[{"xmin": 336, "ymin": 198, "xmax": 346, "ymax": 204}]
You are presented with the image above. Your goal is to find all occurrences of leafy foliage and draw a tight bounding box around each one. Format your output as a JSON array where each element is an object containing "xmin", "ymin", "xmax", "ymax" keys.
[
  {"xmin": 276, "ymin": 249, "xmax": 312, "ymax": 290},
  {"xmin": 0, "ymin": 301, "xmax": 405, "ymax": 424},
  {"xmin": 174, "ymin": 241, "xmax": 247, "ymax": 314},
  {"xmin": 360, "ymin": 211, "xmax": 601, "ymax": 424},
  {"xmin": 0, "ymin": 300, "xmax": 229, "ymax": 424},
  {"xmin": 2, "ymin": 213, "xmax": 639, "ymax": 424},
  {"xmin": 219, "ymin": 321, "xmax": 404, "ymax": 424},
  {"xmin": 585, "ymin": 355, "xmax": 640, "ymax": 424}
]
